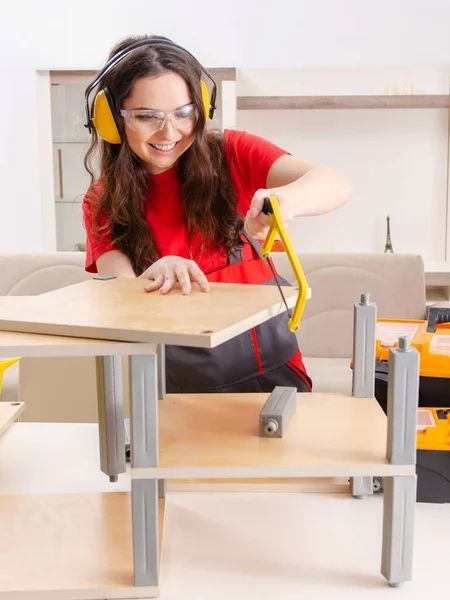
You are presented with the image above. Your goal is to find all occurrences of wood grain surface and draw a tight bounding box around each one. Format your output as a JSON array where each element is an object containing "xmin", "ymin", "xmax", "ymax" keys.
[
  {"xmin": 0, "ymin": 493, "xmax": 164, "ymax": 599},
  {"xmin": 0, "ymin": 278, "xmax": 299, "ymax": 347},
  {"xmin": 131, "ymin": 392, "xmax": 414, "ymax": 479}
]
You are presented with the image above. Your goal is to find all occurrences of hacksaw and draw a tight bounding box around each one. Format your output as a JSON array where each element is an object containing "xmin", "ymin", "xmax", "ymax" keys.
[{"xmin": 260, "ymin": 195, "xmax": 308, "ymax": 333}]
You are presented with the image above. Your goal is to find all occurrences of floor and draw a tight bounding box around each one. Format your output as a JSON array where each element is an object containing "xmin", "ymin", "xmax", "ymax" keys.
[
  {"xmin": 159, "ymin": 491, "xmax": 449, "ymax": 599},
  {"xmin": 1, "ymin": 422, "xmax": 449, "ymax": 599}
]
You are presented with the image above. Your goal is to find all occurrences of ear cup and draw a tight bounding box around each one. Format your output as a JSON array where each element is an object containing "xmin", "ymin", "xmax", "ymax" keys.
[
  {"xmin": 200, "ymin": 80, "xmax": 212, "ymax": 120},
  {"xmin": 91, "ymin": 89, "xmax": 122, "ymax": 144}
]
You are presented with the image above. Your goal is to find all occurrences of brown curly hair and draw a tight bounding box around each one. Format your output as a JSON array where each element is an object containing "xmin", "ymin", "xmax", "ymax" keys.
[{"xmin": 84, "ymin": 34, "xmax": 243, "ymax": 275}]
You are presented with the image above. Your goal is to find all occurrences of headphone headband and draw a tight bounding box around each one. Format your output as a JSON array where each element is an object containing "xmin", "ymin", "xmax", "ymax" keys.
[{"xmin": 84, "ymin": 37, "xmax": 217, "ymax": 133}]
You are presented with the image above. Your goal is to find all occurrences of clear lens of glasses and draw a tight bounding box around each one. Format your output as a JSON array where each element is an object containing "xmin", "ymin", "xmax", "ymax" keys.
[{"xmin": 120, "ymin": 103, "xmax": 197, "ymax": 134}]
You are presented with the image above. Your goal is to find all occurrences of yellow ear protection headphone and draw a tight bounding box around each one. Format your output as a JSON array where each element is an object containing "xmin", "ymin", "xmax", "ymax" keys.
[{"xmin": 84, "ymin": 37, "xmax": 217, "ymax": 145}]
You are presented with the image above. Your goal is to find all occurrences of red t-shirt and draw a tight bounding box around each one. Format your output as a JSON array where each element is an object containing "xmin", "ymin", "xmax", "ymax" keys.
[{"xmin": 82, "ymin": 128, "xmax": 289, "ymax": 274}]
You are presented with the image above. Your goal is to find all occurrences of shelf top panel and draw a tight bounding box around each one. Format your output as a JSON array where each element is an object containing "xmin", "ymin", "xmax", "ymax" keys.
[
  {"xmin": 131, "ymin": 392, "xmax": 414, "ymax": 479},
  {"xmin": 0, "ymin": 278, "xmax": 300, "ymax": 348}
]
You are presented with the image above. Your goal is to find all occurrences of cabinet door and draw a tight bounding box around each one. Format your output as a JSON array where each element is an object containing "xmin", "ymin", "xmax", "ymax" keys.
[{"xmin": 51, "ymin": 75, "xmax": 97, "ymax": 251}]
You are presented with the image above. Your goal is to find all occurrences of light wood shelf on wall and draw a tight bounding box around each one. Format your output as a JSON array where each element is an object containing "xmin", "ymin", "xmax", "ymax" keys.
[
  {"xmin": 236, "ymin": 94, "xmax": 450, "ymax": 110},
  {"xmin": 50, "ymin": 67, "xmax": 236, "ymax": 81}
]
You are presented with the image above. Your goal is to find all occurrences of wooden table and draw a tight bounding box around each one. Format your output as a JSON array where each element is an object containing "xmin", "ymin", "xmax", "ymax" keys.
[{"xmin": 0, "ymin": 278, "xmax": 419, "ymax": 598}]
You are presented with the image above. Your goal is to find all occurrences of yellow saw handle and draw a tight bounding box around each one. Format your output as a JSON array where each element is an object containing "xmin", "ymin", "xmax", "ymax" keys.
[{"xmin": 260, "ymin": 195, "xmax": 308, "ymax": 332}]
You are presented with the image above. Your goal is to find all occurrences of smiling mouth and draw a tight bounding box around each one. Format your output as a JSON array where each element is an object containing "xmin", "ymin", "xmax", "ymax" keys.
[{"xmin": 149, "ymin": 141, "xmax": 179, "ymax": 153}]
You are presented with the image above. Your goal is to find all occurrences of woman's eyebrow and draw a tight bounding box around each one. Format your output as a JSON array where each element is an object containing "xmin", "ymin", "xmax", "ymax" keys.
[
  {"xmin": 128, "ymin": 106, "xmax": 161, "ymax": 111},
  {"xmin": 129, "ymin": 102, "xmax": 193, "ymax": 111}
]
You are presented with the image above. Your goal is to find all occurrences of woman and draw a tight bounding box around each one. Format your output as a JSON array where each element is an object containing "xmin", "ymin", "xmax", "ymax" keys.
[{"xmin": 82, "ymin": 34, "xmax": 353, "ymax": 394}]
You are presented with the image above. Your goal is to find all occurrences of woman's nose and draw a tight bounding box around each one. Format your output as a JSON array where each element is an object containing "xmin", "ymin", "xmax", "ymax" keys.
[{"xmin": 160, "ymin": 115, "xmax": 177, "ymax": 135}]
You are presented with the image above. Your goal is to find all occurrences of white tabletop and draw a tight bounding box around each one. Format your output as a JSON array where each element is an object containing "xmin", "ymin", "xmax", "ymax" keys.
[{"xmin": 0, "ymin": 422, "xmax": 448, "ymax": 599}]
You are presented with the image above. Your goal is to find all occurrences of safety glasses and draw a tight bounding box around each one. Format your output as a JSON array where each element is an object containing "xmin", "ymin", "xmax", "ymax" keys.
[{"xmin": 120, "ymin": 103, "xmax": 198, "ymax": 134}]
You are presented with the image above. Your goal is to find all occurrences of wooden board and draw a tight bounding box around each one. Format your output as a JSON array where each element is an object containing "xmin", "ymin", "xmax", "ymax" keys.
[
  {"xmin": 0, "ymin": 330, "xmax": 156, "ymax": 359},
  {"xmin": 167, "ymin": 477, "xmax": 350, "ymax": 493},
  {"xmin": 131, "ymin": 392, "xmax": 415, "ymax": 479},
  {"xmin": 0, "ymin": 278, "xmax": 300, "ymax": 347},
  {"xmin": 0, "ymin": 401, "xmax": 25, "ymax": 437},
  {"xmin": 0, "ymin": 493, "xmax": 165, "ymax": 599}
]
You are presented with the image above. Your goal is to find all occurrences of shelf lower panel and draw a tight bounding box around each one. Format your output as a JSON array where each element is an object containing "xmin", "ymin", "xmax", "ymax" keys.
[
  {"xmin": 132, "ymin": 392, "xmax": 415, "ymax": 480},
  {"xmin": 0, "ymin": 492, "xmax": 165, "ymax": 599}
]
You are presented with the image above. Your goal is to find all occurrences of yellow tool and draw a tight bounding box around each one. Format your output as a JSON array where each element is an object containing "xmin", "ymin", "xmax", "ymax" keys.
[
  {"xmin": 260, "ymin": 195, "xmax": 309, "ymax": 332},
  {"xmin": 0, "ymin": 358, "xmax": 20, "ymax": 395}
]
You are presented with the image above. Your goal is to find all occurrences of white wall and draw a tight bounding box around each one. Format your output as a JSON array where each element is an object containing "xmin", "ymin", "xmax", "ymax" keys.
[
  {"xmin": 236, "ymin": 67, "xmax": 450, "ymax": 260},
  {"xmin": 2, "ymin": 0, "xmax": 450, "ymax": 253}
]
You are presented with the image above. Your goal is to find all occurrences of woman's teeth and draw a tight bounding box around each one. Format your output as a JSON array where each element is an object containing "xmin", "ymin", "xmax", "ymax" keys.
[{"xmin": 150, "ymin": 142, "xmax": 177, "ymax": 152}]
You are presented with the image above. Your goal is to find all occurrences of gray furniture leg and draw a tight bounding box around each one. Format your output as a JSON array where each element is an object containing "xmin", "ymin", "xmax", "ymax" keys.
[
  {"xmin": 157, "ymin": 344, "xmax": 166, "ymax": 496},
  {"xmin": 386, "ymin": 336, "xmax": 420, "ymax": 465},
  {"xmin": 381, "ymin": 336, "xmax": 419, "ymax": 586},
  {"xmin": 132, "ymin": 479, "xmax": 159, "ymax": 587},
  {"xmin": 130, "ymin": 354, "xmax": 160, "ymax": 587},
  {"xmin": 158, "ymin": 479, "xmax": 167, "ymax": 498},
  {"xmin": 157, "ymin": 343, "xmax": 166, "ymax": 400},
  {"xmin": 352, "ymin": 292, "xmax": 376, "ymax": 398},
  {"xmin": 96, "ymin": 356, "xmax": 126, "ymax": 483},
  {"xmin": 381, "ymin": 476, "xmax": 417, "ymax": 586},
  {"xmin": 351, "ymin": 476, "xmax": 373, "ymax": 498},
  {"xmin": 351, "ymin": 293, "xmax": 377, "ymax": 497}
]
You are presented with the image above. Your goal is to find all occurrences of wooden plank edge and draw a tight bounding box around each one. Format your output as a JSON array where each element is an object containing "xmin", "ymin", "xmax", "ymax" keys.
[
  {"xmin": 0, "ymin": 339, "xmax": 157, "ymax": 359},
  {"xmin": 0, "ymin": 402, "xmax": 25, "ymax": 438},
  {"xmin": 167, "ymin": 478, "xmax": 350, "ymax": 494},
  {"xmin": 132, "ymin": 464, "xmax": 416, "ymax": 479},
  {"xmin": 0, "ymin": 319, "xmax": 212, "ymax": 348},
  {"xmin": 0, "ymin": 587, "xmax": 158, "ymax": 600}
]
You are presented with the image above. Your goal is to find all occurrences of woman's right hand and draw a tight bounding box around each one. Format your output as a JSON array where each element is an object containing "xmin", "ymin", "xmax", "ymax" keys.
[{"xmin": 138, "ymin": 256, "xmax": 210, "ymax": 295}]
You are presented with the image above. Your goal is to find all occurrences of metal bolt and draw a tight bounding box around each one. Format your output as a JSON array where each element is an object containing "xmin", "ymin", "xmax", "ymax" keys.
[
  {"xmin": 264, "ymin": 419, "xmax": 279, "ymax": 436},
  {"xmin": 361, "ymin": 292, "xmax": 370, "ymax": 305},
  {"xmin": 398, "ymin": 336, "xmax": 411, "ymax": 351}
]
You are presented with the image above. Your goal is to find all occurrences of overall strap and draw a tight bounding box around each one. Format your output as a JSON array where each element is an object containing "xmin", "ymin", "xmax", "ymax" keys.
[
  {"xmin": 228, "ymin": 232, "xmax": 263, "ymax": 265},
  {"xmin": 228, "ymin": 242, "xmax": 244, "ymax": 265},
  {"xmin": 241, "ymin": 230, "xmax": 263, "ymax": 259}
]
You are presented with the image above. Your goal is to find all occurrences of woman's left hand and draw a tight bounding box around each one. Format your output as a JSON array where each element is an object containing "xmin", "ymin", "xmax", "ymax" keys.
[{"xmin": 244, "ymin": 189, "xmax": 293, "ymax": 239}]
